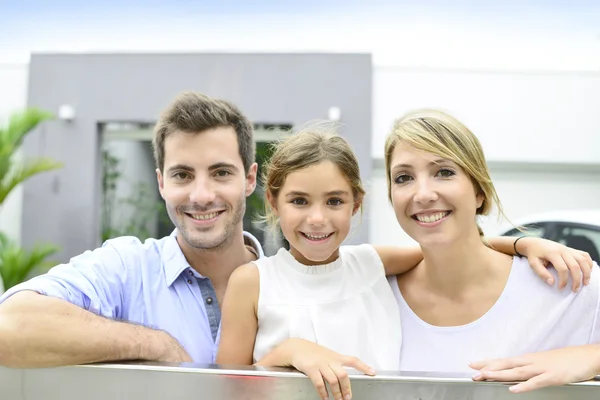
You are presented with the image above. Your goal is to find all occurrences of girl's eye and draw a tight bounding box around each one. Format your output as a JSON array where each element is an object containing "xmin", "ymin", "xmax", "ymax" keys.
[
  {"xmin": 291, "ymin": 198, "xmax": 307, "ymax": 206},
  {"xmin": 437, "ymin": 168, "xmax": 456, "ymax": 178},
  {"xmin": 394, "ymin": 174, "xmax": 412, "ymax": 184},
  {"xmin": 328, "ymin": 198, "xmax": 343, "ymax": 206}
]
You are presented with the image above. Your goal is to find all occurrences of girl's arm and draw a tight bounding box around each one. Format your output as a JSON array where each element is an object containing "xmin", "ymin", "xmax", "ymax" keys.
[
  {"xmin": 374, "ymin": 245, "xmax": 423, "ymax": 277},
  {"xmin": 376, "ymin": 237, "xmax": 593, "ymax": 291},
  {"xmin": 216, "ymin": 263, "xmax": 259, "ymax": 365},
  {"xmin": 257, "ymin": 338, "xmax": 374, "ymax": 400},
  {"xmin": 487, "ymin": 236, "xmax": 593, "ymax": 292}
]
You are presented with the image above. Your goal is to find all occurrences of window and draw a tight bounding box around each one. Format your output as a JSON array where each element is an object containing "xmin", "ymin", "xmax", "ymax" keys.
[
  {"xmin": 502, "ymin": 223, "xmax": 548, "ymax": 239},
  {"xmin": 555, "ymin": 225, "xmax": 600, "ymax": 263}
]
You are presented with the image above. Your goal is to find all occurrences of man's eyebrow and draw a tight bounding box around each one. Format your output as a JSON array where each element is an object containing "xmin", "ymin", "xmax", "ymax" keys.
[
  {"xmin": 208, "ymin": 162, "xmax": 239, "ymax": 171},
  {"xmin": 166, "ymin": 164, "xmax": 194, "ymax": 173}
]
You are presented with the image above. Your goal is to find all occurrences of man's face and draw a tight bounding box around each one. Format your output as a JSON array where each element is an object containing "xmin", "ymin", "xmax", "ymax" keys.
[{"xmin": 157, "ymin": 127, "xmax": 257, "ymax": 251}]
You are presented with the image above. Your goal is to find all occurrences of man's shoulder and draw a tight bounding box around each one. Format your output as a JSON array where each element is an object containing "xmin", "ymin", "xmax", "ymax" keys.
[
  {"xmin": 82, "ymin": 234, "xmax": 173, "ymax": 270},
  {"xmin": 243, "ymin": 231, "xmax": 264, "ymax": 258},
  {"xmin": 101, "ymin": 235, "xmax": 169, "ymax": 253}
]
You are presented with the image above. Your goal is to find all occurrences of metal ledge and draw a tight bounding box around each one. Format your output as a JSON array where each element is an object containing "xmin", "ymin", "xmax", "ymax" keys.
[{"xmin": 0, "ymin": 363, "xmax": 598, "ymax": 399}]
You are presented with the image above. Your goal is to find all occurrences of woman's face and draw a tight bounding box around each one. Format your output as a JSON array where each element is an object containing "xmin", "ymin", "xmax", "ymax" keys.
[{"xmin": 388, "ymin": 142, "xmax": 484, "ymax": 248}]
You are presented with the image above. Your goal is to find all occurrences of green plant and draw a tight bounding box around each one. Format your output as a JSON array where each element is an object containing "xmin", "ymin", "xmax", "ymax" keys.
[
  {"xmin": 0, "ymin": 108, "xmax": 63, "ymax": 204},
  {"xmin": 0, "ymin": 108, "xmax": 62, "ymax": 290},
  {"xmin": 0, "ymin": 232, "xmax": 58, "ymax": 290},
  {"xmin": 101, "ymin": 147, "xmax": 171, "ymax": 242}
]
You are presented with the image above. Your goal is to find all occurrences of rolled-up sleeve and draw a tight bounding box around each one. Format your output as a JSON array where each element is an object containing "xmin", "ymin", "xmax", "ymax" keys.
[{"xmin": 0, "ymin": 241, "xmax": 131, "ymax": 319}]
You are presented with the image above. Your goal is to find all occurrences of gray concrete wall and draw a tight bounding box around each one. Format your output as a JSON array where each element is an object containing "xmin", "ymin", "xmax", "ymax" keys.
[{"xmin": 24, "ymin": 53, "xmax": 372, "ymax": 260}]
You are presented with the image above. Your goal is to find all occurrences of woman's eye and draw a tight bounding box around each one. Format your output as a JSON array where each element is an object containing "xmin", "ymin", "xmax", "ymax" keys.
[
  {"xmin": 291, "ymin": 198, "xmax": 307, "ymax": 205},
  {"xmin": 437, "ymin": 168, "xmax": 456, "ymax": 178},
  {"xmin": 394, "ymin": 174, "xmax": 412, "ymax": 184},
  {"xmin": 328, "ymin": 198, "xmax": 343, "ymax": 206}
]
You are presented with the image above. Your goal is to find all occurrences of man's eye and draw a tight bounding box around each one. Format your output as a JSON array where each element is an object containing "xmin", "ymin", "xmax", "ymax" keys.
[
  {"xmin": 173, "ymin": 172, "xmax": 189, "ymax": 180},
  {"xmin": 215, "ymin": 170, "xmax": 232, "ymax": 177}
]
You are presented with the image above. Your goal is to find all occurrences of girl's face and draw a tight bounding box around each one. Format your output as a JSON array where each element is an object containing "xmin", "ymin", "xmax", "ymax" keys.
[
  {"xmin": 388, "ymin": 143, "xmax": 483, "ymax": 249},
  {"xmin": 269, "ymin": 161, "xmax": 360, "ymax": 265}
]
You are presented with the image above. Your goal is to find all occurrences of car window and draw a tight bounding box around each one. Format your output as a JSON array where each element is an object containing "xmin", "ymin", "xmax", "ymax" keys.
[
  {"xmin": 555, "ymin": 225, "xmax": 600, "ymax": 263},
  {"xmin": 503, "ymin": 223, "xmax": 547, "ymax": 238}
]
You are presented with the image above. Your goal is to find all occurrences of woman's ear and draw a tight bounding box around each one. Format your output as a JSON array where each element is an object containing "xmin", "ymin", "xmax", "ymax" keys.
[
  {"xmin": 266, "ymin": 190, "xmax": 279, "ymax": 217},
  {"xmin": 476, "ymin": 192, "xmax": 484, "ymax": 211},
  {"xmin": 352, "ymin": 195, "xmax": 364, "ymax": 216}
]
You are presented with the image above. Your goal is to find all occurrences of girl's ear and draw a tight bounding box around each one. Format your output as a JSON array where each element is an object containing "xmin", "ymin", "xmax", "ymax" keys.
[{"xmin": 266, "ymin": 190, "xmax": 279, "ymax": 217}]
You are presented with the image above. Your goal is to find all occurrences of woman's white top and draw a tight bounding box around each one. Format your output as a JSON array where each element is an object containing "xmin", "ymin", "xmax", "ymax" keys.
[
  {"xmin": 389, "ymin": 257, "xmax": 600, "ymax": 373},
  {"xmin": 252, "ymin": 244, "xmax": 402, "ymax": 370}
]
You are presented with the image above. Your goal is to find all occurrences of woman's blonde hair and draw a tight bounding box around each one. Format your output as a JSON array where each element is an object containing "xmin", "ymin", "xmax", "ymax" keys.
[
  {"xmin": 384, "ymin": 109, "xmax": 509, "ymax": 237},
  {"xmin": 262, "ymin": 121, "xmax": 365, "ymax": 230}
]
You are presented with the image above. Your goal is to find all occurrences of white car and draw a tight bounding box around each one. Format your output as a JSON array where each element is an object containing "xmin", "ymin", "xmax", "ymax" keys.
[{"xmin": 499, "ymin": 209, "xmax": 600, "ymax": 263}]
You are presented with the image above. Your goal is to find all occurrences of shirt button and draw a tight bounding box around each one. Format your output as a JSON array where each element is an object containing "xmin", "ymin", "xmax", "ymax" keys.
[
  {"xmin": 188, "ymin": 270, "xmax": 193, "ymax": 275},
  {"xmin": 206, "ymin": 297, "xmax": 213, "ymax": 305},
  {"xmin": 187, "ymin": 279, "xmax": 193, "ymax": 284}
]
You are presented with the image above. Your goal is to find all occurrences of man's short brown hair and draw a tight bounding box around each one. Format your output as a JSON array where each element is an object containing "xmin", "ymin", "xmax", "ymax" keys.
[{"xmin": 152, "ymin": 92, "xmax": 255, "ymax": 173}]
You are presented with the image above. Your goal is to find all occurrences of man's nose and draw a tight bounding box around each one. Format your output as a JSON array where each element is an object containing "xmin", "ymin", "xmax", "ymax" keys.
[{"xmin": 189, "ymin": 178, "xmax": 217, "ymax": 204}]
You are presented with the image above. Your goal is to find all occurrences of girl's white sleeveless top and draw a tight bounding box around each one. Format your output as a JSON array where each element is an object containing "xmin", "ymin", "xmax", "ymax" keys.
[{"xmin": 252, "ymin": 244, "xmax": 402, "ymax": 370}]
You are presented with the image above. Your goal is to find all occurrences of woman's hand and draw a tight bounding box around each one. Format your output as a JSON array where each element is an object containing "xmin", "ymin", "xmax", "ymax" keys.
[
  {"xmin": 517, "ymin": 237, "xmax": 593, "ymax": 292},
  {"xmin": 470, "ymin": 345, "xmax": 600, "ymax": 393},
  {"xmin": 257, "ymin": 338, "xmax": 375, "ymax": 400}
]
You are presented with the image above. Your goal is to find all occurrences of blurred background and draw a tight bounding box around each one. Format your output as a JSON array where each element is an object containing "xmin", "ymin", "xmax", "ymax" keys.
[{"xmin": 1, "ymin": 0, "xmax": 599, "ymax": 288}]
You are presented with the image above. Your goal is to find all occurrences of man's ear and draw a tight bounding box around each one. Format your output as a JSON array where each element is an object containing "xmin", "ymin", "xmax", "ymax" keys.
[
  {"xmin": 156, "ymin": 168, "xmax": 165, "ymax": 200},
  {"xmin": 245, "ymin": 163, "xmax": 258, "ymax": 197},
  {"xmin": 266, "ymin": 190, "xmax": 279, "ymax": 217}
]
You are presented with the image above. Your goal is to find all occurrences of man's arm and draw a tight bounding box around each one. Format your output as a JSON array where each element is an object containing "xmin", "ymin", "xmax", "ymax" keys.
[
  {"xmin": 0, "ymin": 239, "xmax": 192, "ymax": 368},
  {"xmin": 0, "ymin": 291, "xmax": 191, "ymax": 368}
]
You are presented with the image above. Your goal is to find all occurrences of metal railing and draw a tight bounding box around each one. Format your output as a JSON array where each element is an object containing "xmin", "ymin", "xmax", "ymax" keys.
[{"xmin": 0, "ymin": 362, "xmax": 598, "ymax": 399}]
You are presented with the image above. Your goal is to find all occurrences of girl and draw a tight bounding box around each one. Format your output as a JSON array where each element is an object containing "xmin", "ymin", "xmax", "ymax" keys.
[{"xmin": 217, "ymin": 122, "xmax": 593, "ymax": 400}]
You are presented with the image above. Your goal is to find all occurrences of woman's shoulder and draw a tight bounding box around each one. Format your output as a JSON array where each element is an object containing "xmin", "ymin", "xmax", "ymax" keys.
[{"xmin": 512, "ymin": 256, "xmax": 600, "ymax": 300}]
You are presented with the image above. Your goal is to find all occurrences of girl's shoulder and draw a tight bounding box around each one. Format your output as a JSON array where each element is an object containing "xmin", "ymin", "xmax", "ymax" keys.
[{"xmin": 229, "ymin": 262, "xmax": 260, "ymax": 287}]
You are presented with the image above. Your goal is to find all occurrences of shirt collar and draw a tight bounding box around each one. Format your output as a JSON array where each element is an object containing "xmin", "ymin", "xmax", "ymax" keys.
[{"xmin": 163, "ymin": 229, "xmax": 264, "ymax": 287}]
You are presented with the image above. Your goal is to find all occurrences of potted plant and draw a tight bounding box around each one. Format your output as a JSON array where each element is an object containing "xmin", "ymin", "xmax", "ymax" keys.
[{"xmin": 0, "ymin": 108, "xmax": 63, "ymax": 292}]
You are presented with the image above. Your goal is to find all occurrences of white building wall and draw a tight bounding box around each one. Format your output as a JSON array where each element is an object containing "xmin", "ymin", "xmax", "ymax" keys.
[
  {"xmin": 3, "ymin": 8, "xmax": 600, "ymax": 247},
  {"xmin": 370, "ymin": 67, "xmax": 600, "ymax": 246},
  {"xmin": 0, "ymin": 64, "xmax": 29, "ymax": 244},
  {"xmin": 372, "ymin": 68, "xmax": 600, "ymax": 163}
]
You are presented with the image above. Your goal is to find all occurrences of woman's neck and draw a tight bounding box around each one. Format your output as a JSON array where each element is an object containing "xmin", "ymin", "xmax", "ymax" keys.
[{"xmin": 418, "ymin": 234, "xmax": 510, "ymax": 298}]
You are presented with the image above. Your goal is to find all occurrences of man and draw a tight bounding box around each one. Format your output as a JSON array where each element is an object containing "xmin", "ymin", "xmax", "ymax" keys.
[{"xmin": 0, "ymin": 92, "xmax": 262, "ymax": 367}]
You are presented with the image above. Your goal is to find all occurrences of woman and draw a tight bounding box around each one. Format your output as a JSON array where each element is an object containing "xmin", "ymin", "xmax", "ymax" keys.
[
  {"xmin": 259, "ymin": 110, "xmax": 598, "ymax": 399},
  {"xmin": 383, "ymin": 109, "xmax": 599, "ymax": 394}
]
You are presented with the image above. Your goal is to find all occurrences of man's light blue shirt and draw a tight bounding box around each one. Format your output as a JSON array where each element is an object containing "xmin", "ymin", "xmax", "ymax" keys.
[{"xmin": 0, "ymin": 230, "xmax": 263, "ymax": 363}]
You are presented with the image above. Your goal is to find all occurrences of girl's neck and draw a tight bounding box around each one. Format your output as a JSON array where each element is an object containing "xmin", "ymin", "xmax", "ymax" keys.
[{"xmin": 288, "ymin": 246, "xmax": 340, "ymax": 266}]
